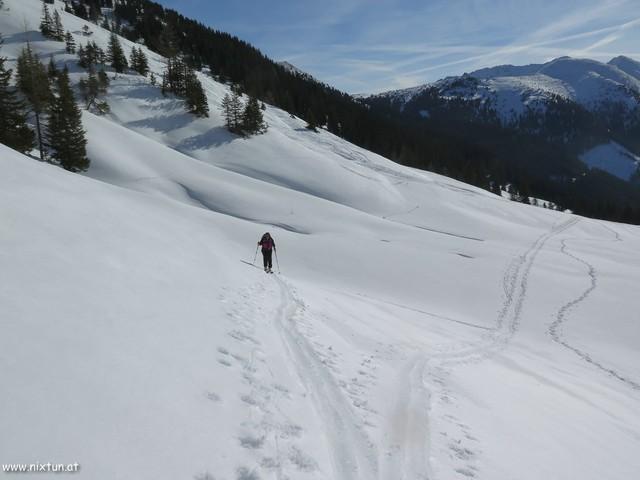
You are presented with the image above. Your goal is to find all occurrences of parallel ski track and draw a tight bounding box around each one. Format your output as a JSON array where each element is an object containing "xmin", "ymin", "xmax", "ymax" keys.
[
  {"xmin": 271, "ymin": 276, "xmax": 379, "ymax": 480},
  {"xmin": 549, "ymin": 229, "xmax": 640, "ymax": 391},
  {"xmin": 262, "ymin": 216, "xmax": 581, "ymax": 480}
]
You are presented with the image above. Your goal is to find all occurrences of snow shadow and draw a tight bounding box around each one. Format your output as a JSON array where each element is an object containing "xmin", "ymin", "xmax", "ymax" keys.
[
  {"xmin": 126, "ymin": 112, "xmax": 195, "ymax": 133},
  {"xmin": 175, "ymin": 127, "xmax": 236, "ymax": 150},
  {"xmin": 3, "ymin": 31, "xmax": 43, "ymax": 45},
  {"xmin": 178, "ymin": 183, "xmax": 310, "ymax": 234}
]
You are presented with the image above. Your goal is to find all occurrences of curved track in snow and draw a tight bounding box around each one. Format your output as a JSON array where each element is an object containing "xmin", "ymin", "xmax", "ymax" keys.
[
  {"xmin": 548, "ymin": 230, "xmax": 640, "ymax": 391},
  {"xmin": 430, "ymin": 217, "xmax": 580, "ymax": 367},
  {"xmin": 271, "ymin": 276, "xmax": 380, "ymax": 480}
]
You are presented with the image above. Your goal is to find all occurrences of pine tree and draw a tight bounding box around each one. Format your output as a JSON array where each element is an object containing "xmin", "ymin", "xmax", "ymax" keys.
[
  {"xmin": 184, "ymin": 69, "xmax": 208, "ymax": 117},
  {"xmin": 0, "ymin": 40, "xmax": 35, "ymax": 153},
  {"xmin": 47, "ymin": 65, "xmax": 89, "ymax": 171},
  {"xmin": 52, "ymin": 10, "xmax": 65, "ymax": 41},
  {"xmin": 221, "ymin": 93, "xmax": 232, "ymax": 130},
  {"xmin": 106, "ymin": 32, "xmax": 128, "ymax": 74},
  {"xmin": 241, "ymin": 95, "xmax": 267, "ymax": 135},
  {"xmin": 16, "ymin": 44, "xmax": 52, "ymax": 160},
  {"xmin": 229, "ymin": 91, "xmax": 243, "ymax": 132},
  {"xmin": 64, "ymin": 31, "xmax": 76, "ymax": 54},
  {"xmin": 161, "ymin": 55, "xmax": 187, "ymax": 96},
  {"xmin": 78, "ymin": 41, "xmax": 105, "ymax": 70},
  {"xmin": 40, "ymin": 4, "xmax": 53, "ymax": 39},
  {"xmin": 137, "ymin": 47, "xmax": 149, "ymax": 76},
  {"xmin": 149, "ymin": 71, "xmax": 156, "ymax": 86},
  {"xmin": 305, "ymin": 108, "xmax": 318, "ymax": 132},
  {"xmin": 220, "ymin": 91, "xmax": 243, "ymax": 133},
  {"xmin": 78, "ymin": 67, "xmax": 100, "ymax": 108},
  {"xmin": 97, "ymin": 68, "xmax": 109, "ymax": 92},
  {"xmin": 47, "ymin": 55, "xmax": 58, "ymax": 80},
  {"xmin": 129, "ymin": 47, "xmax": 149, "ymax": 76}
]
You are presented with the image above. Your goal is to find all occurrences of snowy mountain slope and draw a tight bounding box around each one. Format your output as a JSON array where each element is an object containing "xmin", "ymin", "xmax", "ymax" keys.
[
  {"xmin": 2, "ymin": 1, "xmax": 640, "ymax": 480},
  {"xmin": 369, "ymin": 55, "xmax": 640, "ymax": 121},
  {"xmin": 277, "ymin": 60, "xmax": 314, "ymax": 80},
  {"xmin": 580, "ymin": 142, "xmax": 640, "ymax": 181},
  {"xmin": 609, "ymin": 55, "xmax": 640, "ymax": 82}
]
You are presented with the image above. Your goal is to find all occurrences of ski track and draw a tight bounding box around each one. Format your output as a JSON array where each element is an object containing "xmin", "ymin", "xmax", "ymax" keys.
[
  {"xmin": 271, "ymin": 275, "xmax": 379, "ymax": 480},
  {"xmin": 228, "ymin": 216, "xmax": 592, "ymax": 480},
  {"xmin": 548, "ymin": 227, "xmax": 640, "ymax": 391},
  {"xmin": 383, "ymin": 355, "xmax": 432, "ymax": 480},
  {"xmin": 429, "ymin": 216, "xmax": 580, "ymax": 366}
]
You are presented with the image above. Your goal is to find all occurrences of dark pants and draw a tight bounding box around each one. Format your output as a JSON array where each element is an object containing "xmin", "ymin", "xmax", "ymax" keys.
[{"xmin": 262, "ymin": 249, "xmax": 273, "ymax": 269}]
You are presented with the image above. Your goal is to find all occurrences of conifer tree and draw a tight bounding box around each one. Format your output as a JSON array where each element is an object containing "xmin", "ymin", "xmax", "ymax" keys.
[
  {"xmin": 129, "ymin": 47, "xmax": 149, "ymax": 76},
  {"xmin": 241, "ymin": 95, "xmax": 267, "ymax": 135},
  {"xmin": 64, "ymin": 31, "xmax": 76, "ymax": 53},
  {"xmin": 305, "ymin": 108, "xmax": 318, "ymax": 132},
  {"xmin": 184, "ymin": 69, "xmax": 208, "ymax": 117},
  {"xmin": 230, "ymin": 91, "xmax": 243, "ymax": 131},
  {"xmin": 0, "ymin": 40, "xmax": 34, "ymax": 153},
  {"xmin": 78, "ymin": 68, "xmax": 99, "ymax": 109},
  {"xmin": 47, "ymin": 55, "xmax": 58, "ymax": 80},
  {"xmin": 161, "ymin": 55, "xmax": 186, "ymax": 96},
  {"xmin": 221, "ymin": 93, "xmax": 232, "ymax": 130},
  {"xmin": 16, "ymin": 44, "xmax": 52, "ymax": 160},
  {"xmin": 97, "ymin": 68, "xmax": 109, "ymax": 92},
  {"xmin": 40, "ymin": 4, "xmax": 53, "ymax": 39},
  {"xmin": 47, "ymin": 65, "xmax": 89, "ymax": 171},
  {"xmin": 221, "ymin": 91, "xmax": 243, "ymax": 133},
  {"xmin": 106, "ymin": 32, "xmax": 127, "ymax": 74},
  {"xmin": 78, "ymin": 41, "xmax": 104, "ymax": 70},
  {"xmin": 52, "ymin": 10, "xmax": 65, "ymax": 41}
]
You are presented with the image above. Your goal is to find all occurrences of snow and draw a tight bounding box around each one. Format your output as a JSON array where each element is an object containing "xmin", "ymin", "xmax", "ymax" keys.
[
  {"xmin": 2, "ymin": 1, "xmax": 640, "ymax": 479},
  {"xmin": 580, "ymin": 142, "xmax": 640, "ymax": 181},
  {"xmin": 277, "ymin": 61, "xmax": 314, "ymax": 80},
  {"xmin": 609, "ymin": 56, "xmax": 640, "ymax": 82},
  {"xmin": 369, "ymin": 55, "xmax": 640, "ymax": 123}
]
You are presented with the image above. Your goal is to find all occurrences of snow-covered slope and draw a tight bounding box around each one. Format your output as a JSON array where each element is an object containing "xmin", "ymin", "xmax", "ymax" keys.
[
  {"xmin": 277, "ymin": 60, "xmax": 314, "ymax": 81},
  {"xmin": 2, "ymin": 1, "xmax": 640, "ymax": 480},
  {"xmin": 370, "ymin": 55, "xmax": 640, "ymax": 122},
  {"xmin": 581, "ymin": 142, "xmax": 640, "ymax": 181},
  {"xmin": 608, "ymin": 55, "xmax": 640, "ymax": 82}
]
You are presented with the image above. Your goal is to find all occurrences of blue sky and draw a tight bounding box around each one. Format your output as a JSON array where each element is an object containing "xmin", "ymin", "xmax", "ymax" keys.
[{"xmin": 156, "ymin": 0, "xmax": 640, "ymax": 94}]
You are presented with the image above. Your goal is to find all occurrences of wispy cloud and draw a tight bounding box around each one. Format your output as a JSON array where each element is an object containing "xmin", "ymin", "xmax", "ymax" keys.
[{"xmin": 158, "ymin": 0, "xmax": 640, "ymax": 94}]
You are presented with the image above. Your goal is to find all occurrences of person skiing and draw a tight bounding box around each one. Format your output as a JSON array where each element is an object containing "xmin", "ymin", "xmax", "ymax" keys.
[{"xmin": 257, "ymin": 232, "xmax": 276, "ymax": 273}]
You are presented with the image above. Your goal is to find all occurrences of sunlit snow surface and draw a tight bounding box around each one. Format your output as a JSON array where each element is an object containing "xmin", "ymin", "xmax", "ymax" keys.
[
  {"xmin": 1, "ymin": 1, "xmax": 640, "ymax": 480},
  {"xmin": 581, "ymin": 142, "xmax": 640, "ymax": 181}
]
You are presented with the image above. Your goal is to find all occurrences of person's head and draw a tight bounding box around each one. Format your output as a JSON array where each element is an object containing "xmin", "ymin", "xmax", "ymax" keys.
[{"xmin": 264, "ymin": 232, "xmax": 271, "ymax": 238}]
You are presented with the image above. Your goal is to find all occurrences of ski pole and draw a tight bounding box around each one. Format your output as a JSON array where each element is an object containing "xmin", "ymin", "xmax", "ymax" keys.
[
  {"xmin": 274, "ymin": 249, "xmax": 281, "ymax": 273},
  {"xmin": 252, "ymin": 244, "xmax": 259, "ymax": 265}
]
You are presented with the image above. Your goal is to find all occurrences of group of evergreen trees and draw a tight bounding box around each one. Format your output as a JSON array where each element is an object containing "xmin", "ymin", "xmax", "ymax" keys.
[
  {"xmin": 161, "ymin": 52, "xmax": 209, "ymax": 117},
  {"xmin": 221, "ymin": 89, "xmax": 267, "ymax": 136},
  {"xmin": 4, "ymin": 0, "xmax": 637, "ymax": 223},
  {"xmin": 40, "ymin": 3, "xmax": 65, "ymax": 41},
  {"xmin": 11, "ymin": 41, "xmax": 89, "ymax": 171},
  {"xmin": 0, "ymin": 37, "xmax": 34, "ymax": 153},
  {"xmin": 79, "ymin": 67, "xmax": 110, "ymax": 113},
  {"xmin": 129, "ymin": 46, "xmax": 149, "ymax": 76}
]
